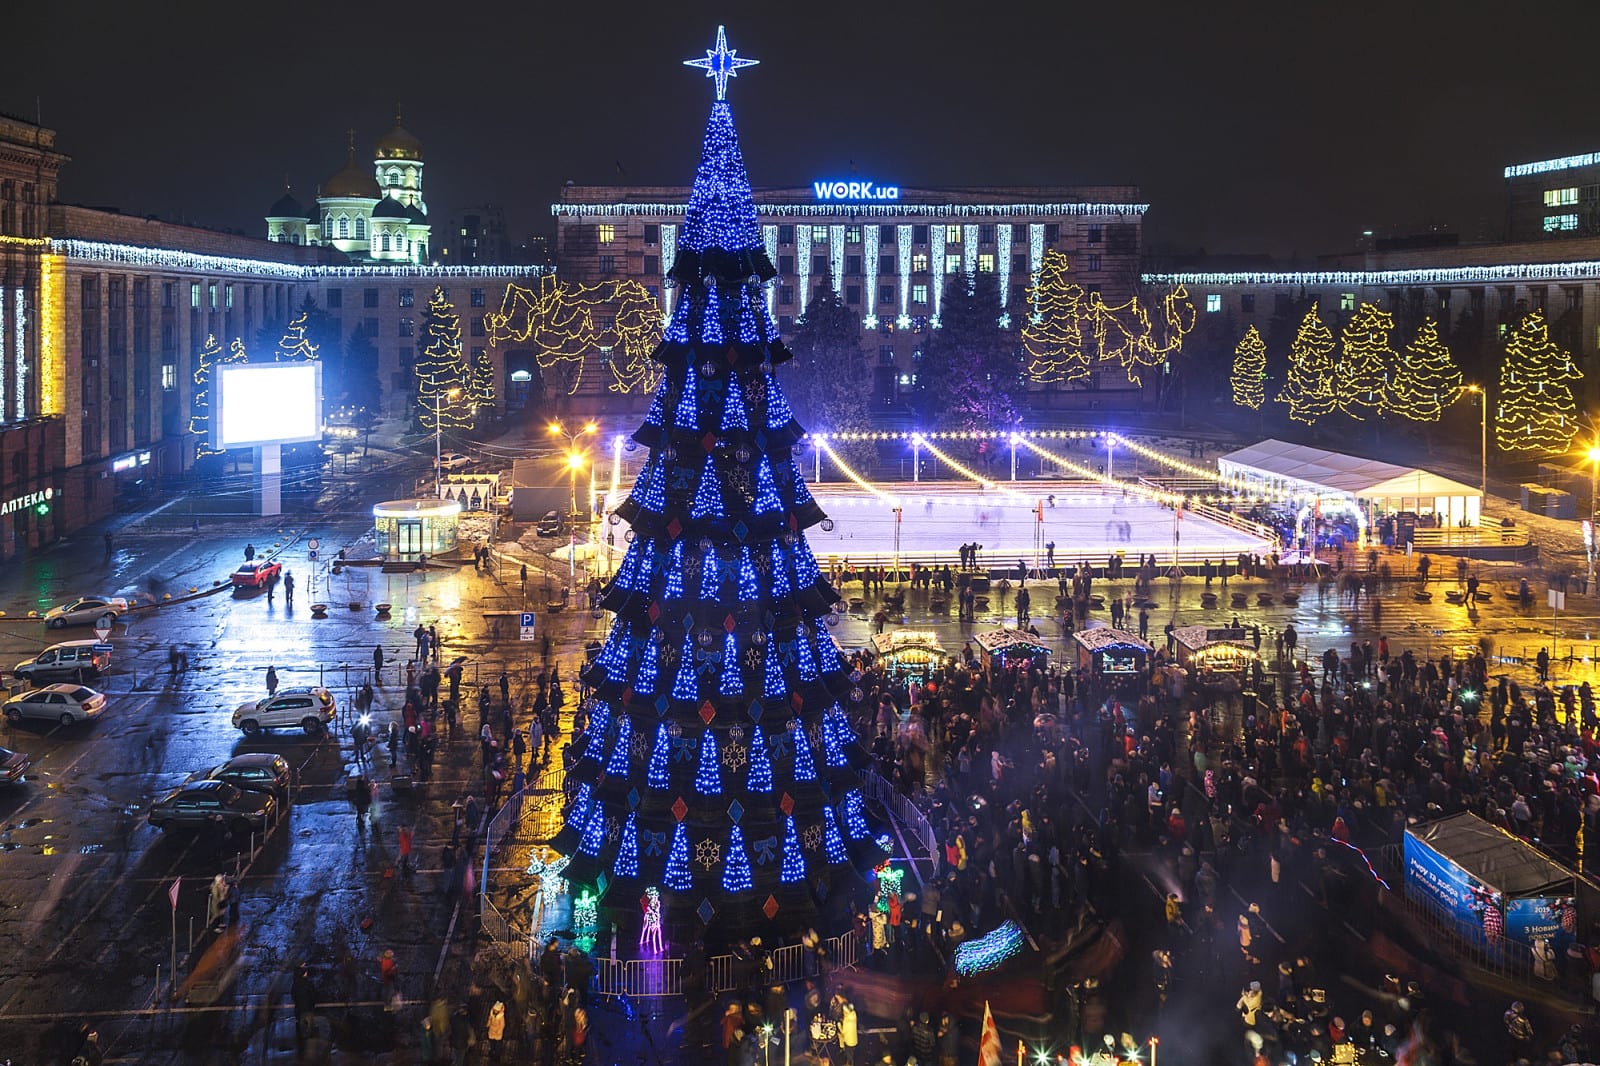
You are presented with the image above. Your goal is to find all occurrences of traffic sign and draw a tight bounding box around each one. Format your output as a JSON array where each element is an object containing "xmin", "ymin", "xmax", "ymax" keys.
[
  {"xmin": 520, "ymin": 612, "xmax": 537, "ymax": 641},
  {"xmin": 92, "ymin": 643, "xmax": 114, "ymax": 654},
  {"xmin": 93, "ymin": 618, "xmax": 111, "ymax": 640},
  {"xmin": 308, "ymin": 538, "xmax": 320, "ymax": 550}
]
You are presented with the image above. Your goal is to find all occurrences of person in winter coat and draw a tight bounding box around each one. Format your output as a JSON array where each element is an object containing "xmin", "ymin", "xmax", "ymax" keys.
[
  {"xmin": 836, "ymin": 996, "xmax": 859, "ymax": 1066},
  {"xmin": 1237, "ymin": 980, "xmax": 1264, "ymax": 1026},
  {"xmin": 485, "ymin": 1000, "xmax": 506, "ymax": 1063}
]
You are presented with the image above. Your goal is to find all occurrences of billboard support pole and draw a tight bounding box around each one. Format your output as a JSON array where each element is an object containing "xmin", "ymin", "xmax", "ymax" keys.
[{"xmin": 259, "ymin": 443, "xmax": 282, "ymax": 517}]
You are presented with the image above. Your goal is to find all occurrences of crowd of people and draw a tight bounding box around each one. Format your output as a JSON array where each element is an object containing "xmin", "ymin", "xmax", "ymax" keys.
[{"xmin": 819, "ymin": 555, "xmax": 1600, "ymax": 1064}]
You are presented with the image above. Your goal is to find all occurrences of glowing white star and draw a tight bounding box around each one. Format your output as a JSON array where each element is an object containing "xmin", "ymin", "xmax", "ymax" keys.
[{"xmin": 684, "ymin": 25, "xmax": 759, "ymax": 101}]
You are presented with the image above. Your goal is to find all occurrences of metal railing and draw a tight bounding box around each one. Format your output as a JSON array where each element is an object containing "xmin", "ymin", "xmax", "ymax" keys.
[
  {"xmin": 1393, "ymin": 882, "xmax": 1535, "ymax": 983},
  {"xmin": 589, "ymin": 929, "xmax": 861, "ymax": 1000},
  {"xmin": 862, "ymin": 769, "xmax": 939, "ymax": 863},
  {"xmin": 478, "ymin": 784, "xmax": 528, "ymax": 940}
]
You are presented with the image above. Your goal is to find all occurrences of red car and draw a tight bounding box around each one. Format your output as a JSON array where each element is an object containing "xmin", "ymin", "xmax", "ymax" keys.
[{"xmin": 231, "ymin": 561, "xmax": 282, "ymax": 589}]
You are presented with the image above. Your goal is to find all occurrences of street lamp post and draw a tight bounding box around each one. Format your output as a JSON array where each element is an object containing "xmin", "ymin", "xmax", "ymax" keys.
[
  {"xmin": 1588, "ymin": 441, "xmax": 1600, "ymax": 590},
  {"xmin": 433, "ymin": 387, "xmax": 462, "ymax": 495},
  {"xmin": 549, "ymin": 420, "xmax": 597, "ymax": 596},
  {"xmin": 1464, "ymin": 384, "xmax": 1487, "ymax": 506}
]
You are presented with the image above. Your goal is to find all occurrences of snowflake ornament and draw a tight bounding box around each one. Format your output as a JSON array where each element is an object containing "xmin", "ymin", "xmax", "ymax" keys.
[
  {"xmin": 722, "ymin": 742, "xmax": 749, "ymax": 771},
  {"xmin": 803, "ymin": 823, "xmax": 824, "ymax": 851},
  {"xmin": 696, "ymin": 837, "xmax": 723, "ymax": 869}
]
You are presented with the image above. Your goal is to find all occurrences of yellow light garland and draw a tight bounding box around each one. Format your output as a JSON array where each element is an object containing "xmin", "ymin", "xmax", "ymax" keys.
[
  {"xmin": 913, "ymin": 435, "xmax": 1031, "ymax": 500},
  {"xmin": 814, "ymin": 436, "xmax": 902, "ymax": 504},
  {"xmin": 485, "ymin": 276, "xmax": 664, "ymax": 396}
]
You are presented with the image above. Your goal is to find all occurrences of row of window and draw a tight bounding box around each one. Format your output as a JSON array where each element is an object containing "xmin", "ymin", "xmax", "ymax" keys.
[
  {"xmin": 396, "ymin": 316, "xmax": 487, "ymax": 338},
  {"xmin": 1545, "ymin": 213, "xmax": 1580, "ymax": 232},
  {"xmin": 599, "ymin": 221, "xmax": 1099, "ymax": 246},
  {"xmin": 1204, "ymin": 284, "xmax": 1591, "ymax": 318},
  {"xmin": 1544, "ymin": 187, "xmax": 1581, "ymax": 207},
  {"xmin": 605, "ymin": 252, "xmax": 1109, "ymax": 278}
]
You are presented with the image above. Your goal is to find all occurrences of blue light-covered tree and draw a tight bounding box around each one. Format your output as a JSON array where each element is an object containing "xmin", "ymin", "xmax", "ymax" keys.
[{"xmin": 556, "ymin": 30, "xmax": 882, "ymax": 941}]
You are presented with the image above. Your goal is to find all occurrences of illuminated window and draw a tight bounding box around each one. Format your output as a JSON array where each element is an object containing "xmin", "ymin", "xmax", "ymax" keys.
[
  {"xmin": 944, "ymin": 254, "xmax": 961, "ymax": 274},
  {"xmin": 1339, "ymin": 292, "xmax": 1356, "ymax": 311},
  {"xmin": 912, "ymin": 283, "xmax": 929, "ymax": 304},
  {"xmin": 399, "ymin": 288, "xmax": 414, "ymax": 307},
  {"xmin": 354, "ymin": 216, "xmax": 367, "ymax": 240},
  {"xmin": 225, "ymin": 284, "xmax": 234, "ymax": 309},
  {"xmin": 399, "ymin": 318, "xmax": 414, "ymax": 337},
  {"xmin": 598, "ymin": 224, "xmax": 616, "ymax": 243},
  {"xmin": 846, "ymin": 226, "xmax": 861, "ymax": 244},
  {"xmin": 911, "ymin": 253, "xmax": 928, "ymax": 272},
  {"xmin": 337, "ymin": 215, "xmax": 349, "ymax": 239},
  {"xmin": 380, "ymin": 234, "xmax": 390, "ymax": 252},
  {"xmin": 1206, "ymin": 294, "xmax": 1222, "ymax": 313},
  {"xmin": 208, "ymin": 284, "xmax": 218, "ymax": 310},
  {"xmin": 945, "ymin": 225, "xmax": 962, "ymax": 243},
  {"xmin": 1544, "ymin": 213, "xmax": 1579, "ymax": 232},
  {"xmin": 161, "ymin": 364, "xmax": 176, "ymax": 391},
  {"xmin": 1545, "ymin": 187, "xmax": 1580, "ymax": 207},
  {"xmin": 977, "ymin": 253, "xmax": 995, "ymax": 272},
  {"xmin": 811, "ymin": 225, "xmax": 828, "ymax": 243}
]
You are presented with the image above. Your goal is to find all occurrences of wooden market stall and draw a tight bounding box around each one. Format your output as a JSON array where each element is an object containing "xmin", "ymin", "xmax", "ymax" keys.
[
  {"xmin": 1170, "ymin": 624, "xmax": 1259, "ymax": 682},
  {"xmin": 973, "ymin": 628, "xmax": 1053, "ymax": 677},
  {"xmin": 868, "ymin": 630, "xmax": 948, "ymax": 680},
  {"xmin": 1071, "ymin": 626, "xmax": 1153, "ymax": 679}
]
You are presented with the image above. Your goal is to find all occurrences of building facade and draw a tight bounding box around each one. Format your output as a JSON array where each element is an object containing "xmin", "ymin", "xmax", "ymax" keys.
[
  {"xmin": 553, "ymin": 184, "xmax": 1147, "ymax": 409},
  {"xmin": 265, "ymin": 115, "xmax": 431, "ymax": 265},
  {"xmin": 1505, "ymin": 150, "xmax": 1600, "ymax": 243},
  {"xmin": 0, "ymin": 116, "xmax": 549, "ymax": 562}
]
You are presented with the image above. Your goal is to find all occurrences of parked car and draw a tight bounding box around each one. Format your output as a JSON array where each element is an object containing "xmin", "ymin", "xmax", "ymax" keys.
[
  {"xmin": 185, "ymin": 753, "xmax": 291, "ymax": 798},
  {"xmin": 536, "ymin": 510, "xmax": 564, "ymax": 536},
  {"xmin": 231, "ymin": 561, "xmax": 283, "ymax": 589},
  {"xmin": 11, "ymin": 640, "xmax": 111, "ymax": 685},
  {"xmin": 438, "ymin": 451, "xmax": 472, "ymax": 471},
  {"xmin": 148, "ymin": 780, "xmax": 275, "ymax": 835},
  {"xmin": 231, "ymin": 687, "xmax": 336, "ymax": 736},
  {"xmin": 43, "ymin": 596, "xmax": 128, "ymax": 629},
  {"xmin": 0, "ymin": 746, "xmax": 32, "ymax": 785},
  {"xmin": 3, "ymin": 684, "xmax": 106, "ymax": 726}
]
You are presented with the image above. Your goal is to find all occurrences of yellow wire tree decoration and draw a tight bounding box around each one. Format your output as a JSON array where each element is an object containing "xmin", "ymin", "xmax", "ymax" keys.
[
  {"xmin": 485, "ymin": 276, "xmax": 664, "ymax": 397},
  {"xmin": 1022, "ymin": 249, "xmax": 1195, "ymax": 386}
]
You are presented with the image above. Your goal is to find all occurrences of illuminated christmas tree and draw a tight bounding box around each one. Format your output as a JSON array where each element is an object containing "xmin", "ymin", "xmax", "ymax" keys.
[
  {"xmin": 273, "ymin": 310, "xmax": 320, "ymax": 363},
  {"xmin": 1276, "ymin": 303, "xmax": 1337, "ymax": 425},
  {"xmin": 189, "ymin": 334, "xmax": 247, "ymax": 459},
  {"xmin": 188, "ymin": 333, "xmax": 223, "ymax": 457},
  {"xmin": 1230, "ymin": 325, "xmax": 1267, "ymax": 410},
  {"xmin": 1385, "ymin": 317, "xmax": 1462, "ymax": 422},
  {"xmin": 1496, "ymin": 309, "xmax": 1581, "ymax": 452},
  {"xmin": 468, "ymin": 347, "xmax": 496, "ymax": 412},
  {"xmin": 415, "ymin": 287, "xmax": 475, "ymax": 431},
  {"xmin": 554, "ymin": 28, "xmax": 883, "ymax": 943},
  {"xmin": 1335, "ymin": 302, "xmax": 1395, "ymax": 421},
  {"xmin": 1022, "ymin": 249, "xmax": 1089, "ymax": 385}
]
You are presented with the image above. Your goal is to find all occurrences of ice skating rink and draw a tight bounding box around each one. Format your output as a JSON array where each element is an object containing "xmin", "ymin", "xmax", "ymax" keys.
[{"xmin": 803, "ymin": 483, "xmax": 1274, "ymax": 567}]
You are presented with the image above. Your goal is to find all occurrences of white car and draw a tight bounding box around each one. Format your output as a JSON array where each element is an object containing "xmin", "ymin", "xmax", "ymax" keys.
[
  {"xmin": 3, "ymin": 684, "xmax": 106, "ymax": 726},
  {"xmin": 437, "ymin": 451, "xmax": 472, "ymax": 471},
  {"xmin": 44, "ymin": 596, "xmax": 128, "ymax": 629},
  {"xmin": 232, "ymin": 687, "xmax": 337, "ymax": 736}
]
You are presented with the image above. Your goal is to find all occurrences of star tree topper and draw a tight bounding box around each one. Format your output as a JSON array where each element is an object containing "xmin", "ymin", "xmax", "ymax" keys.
[{"xmin": 684, "ymin": 25, "xmax": 759, "ymax": 101}]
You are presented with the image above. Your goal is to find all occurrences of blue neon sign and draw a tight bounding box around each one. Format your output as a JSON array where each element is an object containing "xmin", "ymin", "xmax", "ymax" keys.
[{"xmin": 813, "ymin": 180, "xmax": 900, "ymax": 202}]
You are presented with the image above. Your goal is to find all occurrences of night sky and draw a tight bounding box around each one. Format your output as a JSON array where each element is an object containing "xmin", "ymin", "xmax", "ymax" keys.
[{"xmin": 7, "ymin": 1, "xmax": 1600, "ymax": 259}]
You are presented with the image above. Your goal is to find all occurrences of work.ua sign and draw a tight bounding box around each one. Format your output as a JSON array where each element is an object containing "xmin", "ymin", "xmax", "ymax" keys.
[{"xmin": 813, "ymin": 180, "xmax": 900, "ymax": 201}]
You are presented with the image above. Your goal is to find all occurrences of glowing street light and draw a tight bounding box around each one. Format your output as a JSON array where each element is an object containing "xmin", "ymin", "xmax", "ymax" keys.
[{"xmin": 433, "ymin": 386, "xmax": 462, "ymax": 493}]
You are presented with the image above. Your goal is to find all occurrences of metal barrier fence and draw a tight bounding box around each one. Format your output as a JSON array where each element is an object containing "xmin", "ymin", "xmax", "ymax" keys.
[
  {"xmin": 1393, "ymin": 879, "xmax": 1534, "ymax": 983},
  {"xmin": 862, "ymin": 770, "xmax": 939, "ymax": 863},
  {"xmin": 479, "ymin": 784, "xmax": 527, "ymax": 942},
  {"xmin": 589, "ymin": 930, "xmax": 861, "ymax": 1000}
]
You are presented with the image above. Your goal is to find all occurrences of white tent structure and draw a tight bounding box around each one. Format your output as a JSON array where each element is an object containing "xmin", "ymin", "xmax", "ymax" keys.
[{"xmin": 1218, "ymin": 439, "xmax": 1482, "ymax": 527}]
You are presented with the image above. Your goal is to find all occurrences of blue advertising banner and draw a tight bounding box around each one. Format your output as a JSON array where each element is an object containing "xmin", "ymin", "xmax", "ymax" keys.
[
  {"xmin": 1404, "ymin": 831, "xmax": 1477, "ymax": 927},
  {"xmin": 1505, "ymin": 896, "xmax": 1577, "ymax": 953}
]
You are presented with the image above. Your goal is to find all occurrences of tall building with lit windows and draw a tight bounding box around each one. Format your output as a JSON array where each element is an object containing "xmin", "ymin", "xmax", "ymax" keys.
[
  {"xmin": 0, "ymin": 115, "xmax": 549, "ymax": 562},
  {"xmin": 553, "ymin": 184, "xmax": 1146, "ymax": 409},
  {"xmin": 1505, "ymin": 151, "xmax": 1600, "ymax": 242}
]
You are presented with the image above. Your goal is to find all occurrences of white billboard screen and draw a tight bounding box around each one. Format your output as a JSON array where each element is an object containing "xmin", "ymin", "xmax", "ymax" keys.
[{"xmin": 214, "ymin": 363, "xmax": 323, "ymax": 449}]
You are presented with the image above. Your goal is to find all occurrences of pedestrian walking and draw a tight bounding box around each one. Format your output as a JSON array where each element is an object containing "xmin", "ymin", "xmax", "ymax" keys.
[
  {"xmin": 103, "ymin": 532, "xmax": 114, "ymax": 558},
  {"xmin": 284, "ymin": 572, "xmax": 295, "ymax": 607},
  {"xmin": 265, "ymin": 664, "xmax": 279, "ymax": 695},
  {"xmin": 373, "ymin": 643, "xmax": 385, "ymax": 681},
  {"xmin": 266, "ymin": 573, "xmax": 275, "ymax": 604},
  {"xmin": 413, "ymin": 624, "xmax": 427, "ymax": 661},
  {"xmin": 498, "ymin": 668, "xmax": 510, "ymax": 708},
  {"xmin": 398, "ymin": 824, "xmax": 414, "ymax": 873},
  {"xmin": 244, "ymin": 543, "xmax": 256, "ymax": 562}
]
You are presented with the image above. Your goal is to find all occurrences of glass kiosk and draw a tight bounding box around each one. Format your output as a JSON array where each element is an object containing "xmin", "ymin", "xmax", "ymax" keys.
[{"xmin": 373, "ymin": 498, "xmax": 462, "ymax": 561}]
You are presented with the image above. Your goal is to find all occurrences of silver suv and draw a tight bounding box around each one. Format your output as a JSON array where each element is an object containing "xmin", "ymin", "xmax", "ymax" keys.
[{"xmin": 231, "ymin": 687, "xmax": 336, "ymax": 737}]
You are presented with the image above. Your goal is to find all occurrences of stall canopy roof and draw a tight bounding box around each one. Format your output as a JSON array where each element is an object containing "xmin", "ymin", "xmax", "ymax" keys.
[
  {"xmin": 1072, "ymin": 626, "xmax": 1152, "ymax": 653},
  {"xmin": 974, "ymin": 628, "xmax": 1052, "ymax": 655},
  {"xmin": 1218, "ymin": 439, "xmax": 1480, "ymax": 500},
  {"xmin": 1408, "ymin": 812, "xmax": 1575, "ymax": 898}
]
